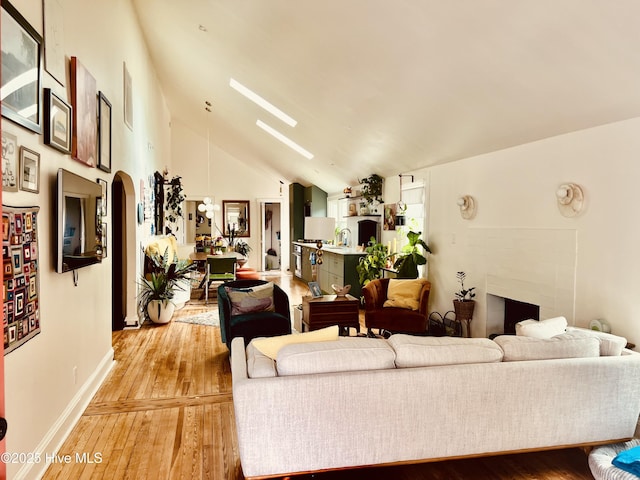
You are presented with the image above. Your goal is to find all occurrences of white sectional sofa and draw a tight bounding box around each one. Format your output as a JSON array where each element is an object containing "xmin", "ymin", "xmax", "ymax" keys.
[{"xmin": 231, "ymin": 330, "xmax": 640, "ymax": 479}]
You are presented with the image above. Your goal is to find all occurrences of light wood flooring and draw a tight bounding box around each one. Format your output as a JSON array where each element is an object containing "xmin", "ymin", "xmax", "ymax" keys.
[{"xmin": 43, "ymin": 272, "xmax": 595, "ymax": 479}]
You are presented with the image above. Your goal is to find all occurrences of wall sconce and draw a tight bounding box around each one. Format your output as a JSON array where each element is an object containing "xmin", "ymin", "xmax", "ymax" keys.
[
  {"xmin": 555, "ymin": 183, "xmax": 584, "ymax": 217},
  {"xmin": 457, "ymin": 195, "xmax": 476, "ymax": 220}
]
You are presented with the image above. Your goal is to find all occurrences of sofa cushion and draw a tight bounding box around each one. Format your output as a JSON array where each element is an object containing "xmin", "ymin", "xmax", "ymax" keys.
[
  {"xmin": 388, "ymin": 334, "xmax": 503, "ymax": 367},
  {"xmin": 276, "ymin": 337, "xmax": 395, "ymax": 376},
  {"xmin": 515, "ymin": 316, "xmax": 567, "ymax": 339},
  {"xmin": 383, "ymin": 278, "xmax": 427, "ymax": 311},
  {"xmin": 246, "ymin": 341, "xmax": 277, "ymax": 378},
  {"xmin": 494, "ymin": 332, "xmax": 600, "ymax": 361},
  {"xmin": 226, "ymin": 282, "xmax": 275, "ymax": 315},
  {"xmin": 565, "ymin": 326, "xmax": 627, "ymax": 356},
  {"xmin": 251, "ymin": 325, "xmax": 339, "ymax": 360}
]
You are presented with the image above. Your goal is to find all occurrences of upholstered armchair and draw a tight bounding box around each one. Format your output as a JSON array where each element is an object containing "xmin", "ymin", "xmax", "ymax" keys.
[
  {"xmin": 217, "ymin": 279, "xmax": 291, "ymax": 349},
  {"xmin": 362, "ymin": 277, "xmax": 431, "ymax": 336}
]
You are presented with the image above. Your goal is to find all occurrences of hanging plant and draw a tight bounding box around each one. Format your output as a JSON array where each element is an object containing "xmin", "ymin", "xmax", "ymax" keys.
[
  {"xmin": 165, "ymin": 176, "xmax": 185, "ymax": 235},
  {"xmin": 358, "ymin": 174, "xmax": 384, "ymax": 205}
]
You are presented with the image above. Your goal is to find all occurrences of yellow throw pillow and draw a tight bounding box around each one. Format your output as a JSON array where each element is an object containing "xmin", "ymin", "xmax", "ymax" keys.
[
  {"xmin": 383, "ymin": 278, "xmax": 427, "ymax": 311},
  {"xmin": 251, "ymin": 325, "xmax": 340, "ymax": 360}
]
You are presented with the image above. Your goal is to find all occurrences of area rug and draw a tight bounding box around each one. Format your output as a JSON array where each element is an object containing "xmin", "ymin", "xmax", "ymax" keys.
[{"xmin": 174, "ymin": 310, "xmax": 220, "ymax": 327}]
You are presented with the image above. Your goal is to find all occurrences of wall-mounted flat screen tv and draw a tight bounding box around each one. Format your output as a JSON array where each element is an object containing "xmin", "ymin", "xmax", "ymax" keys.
[{"xmin": 56, "ymin": 169, "xmax": 103, "ymax": 273}]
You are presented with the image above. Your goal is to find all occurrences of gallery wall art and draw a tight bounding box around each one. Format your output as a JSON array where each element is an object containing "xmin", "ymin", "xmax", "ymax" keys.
[
  {"xmin": 70, "ymin": 56, "xmax": 97, "ymax": 167},
  {"xmin": 2, "ymin": 205, "xmax": 40, "ymax": 355}
]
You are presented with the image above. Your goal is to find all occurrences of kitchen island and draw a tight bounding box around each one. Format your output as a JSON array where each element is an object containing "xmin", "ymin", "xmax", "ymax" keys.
[{"xmin": 292, "ymin": 242, "xmax": 366, "ymax": 299}]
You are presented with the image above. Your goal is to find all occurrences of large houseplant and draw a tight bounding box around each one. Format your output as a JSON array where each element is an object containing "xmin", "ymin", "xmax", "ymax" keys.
[
  {"xmin": 139, "ymin": 248, "xmax": 195, "ymax": 324},
  {"xmin": 356, "ymin": 238, "xmax": 389, "ymax": 287},
  {"xmin": 393, "ymin": 231, "xmax": 431, "ymax": 279}
]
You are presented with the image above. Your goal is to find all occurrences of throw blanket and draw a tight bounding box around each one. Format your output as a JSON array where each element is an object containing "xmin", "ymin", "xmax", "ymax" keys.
[{"xmin": 613, "ymin": 445, "xmax": 640, "ymax": 477}]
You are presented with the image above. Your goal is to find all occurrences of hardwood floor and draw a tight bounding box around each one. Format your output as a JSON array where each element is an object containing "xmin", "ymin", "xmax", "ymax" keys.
[{"xmin": 42, "ymin": 272, "xmax": 595, "ymax": 479}]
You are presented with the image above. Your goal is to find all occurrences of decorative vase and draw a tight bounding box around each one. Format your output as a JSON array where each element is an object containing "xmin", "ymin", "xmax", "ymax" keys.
[
  {"xmin": 147, "ymin": 299, "xmax": 175, "ymax": 324},
  {"xmin": 359, "ymin": 202, "xmax": 369, "ymax": 215}
]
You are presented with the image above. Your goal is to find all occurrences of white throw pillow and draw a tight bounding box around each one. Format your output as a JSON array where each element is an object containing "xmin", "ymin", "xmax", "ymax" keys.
[
  {"xmin": 494, "ymin": 332, "xmax": 599, "ymax": 361},
  {"xmin": 515, "ymin": 316, "xmax": 567, "ymax": 339},
  {"xmin": 565, "ymin": 327, "xmax": 627, "ymax": 356}
]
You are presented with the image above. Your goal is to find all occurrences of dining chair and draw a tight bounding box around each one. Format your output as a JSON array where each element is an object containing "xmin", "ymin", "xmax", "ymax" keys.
[{"xmin": 204, "ymin": 256, "xmax": 237, "ymax": 304}]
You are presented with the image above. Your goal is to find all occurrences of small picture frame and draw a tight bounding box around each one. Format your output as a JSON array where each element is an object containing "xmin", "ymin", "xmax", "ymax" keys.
[
  {"xmin": 19, "ymin": 147, "xmax": 40, "ymax": 193},
  {"xmin": 97, "ymin": 178, "xmax": 108, "ymax": 217},
  {"xmin": 100, "ymin": 222, "xmax": 107, "ymax": 258},
  {"xmin": 44, "ymin": 88, "xmax": 72, "ymax": 154},
  {"xmin": 97, "ymin": 92, "xmax": 112, "ymax": 173},
  {"xmin": 308, "ymin": 281, "xmax": 322, "ymax": 298},
  {"xmin": 2, "ymin": 131, "xmax": 19, "ymax": 192}
]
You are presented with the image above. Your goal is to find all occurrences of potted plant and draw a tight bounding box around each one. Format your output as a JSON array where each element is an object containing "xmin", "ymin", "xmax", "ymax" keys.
[
  {"xmin": 395, "ymin": 201, "xmax": 407, "ymax": 226},
  {"xmin": 358, "ymin": 174, "xmax": 384, "ymax": 207},
  {"xmin": 139, "ymin": 271, "xmax": 176, "ymax": 324},
  {"xmin": 139, "ymin": 248, "xmax": 195, "ymax": 323},
  {"xmin": 393, "ymin": 231, "xmax": 431, "ymax": 279},
  {"xmin": 356, "ymin": 238, "xmax": 389, "ymax": 287},
  {"xmin": 453, "ymin": 271, "xmax": 476, "ymax": 336},
  {"xmin": 234, "ymin": 240, "xmax": 252, "ymax": 268}
]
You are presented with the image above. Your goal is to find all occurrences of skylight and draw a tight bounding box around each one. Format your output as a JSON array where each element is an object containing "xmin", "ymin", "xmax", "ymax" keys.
[
  {"xmin": 256, "ymin": 120, "xmax": 313, "ymax": 160},
  {"xmin": 229, "ymin": 78, "xmax": 297, "ymax": 127}
]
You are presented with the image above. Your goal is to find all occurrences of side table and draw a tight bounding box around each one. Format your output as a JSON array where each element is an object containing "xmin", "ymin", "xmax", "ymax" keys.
[{"xmin": 301, "ymin": 294, "xmax": 360, "ymax": 335}]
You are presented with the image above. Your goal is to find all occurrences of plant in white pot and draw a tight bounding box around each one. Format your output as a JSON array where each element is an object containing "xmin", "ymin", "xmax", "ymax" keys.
[
  {"xmin": 139, "ymin": 248, "xmax": 195, "ymax": 324},
  {"xmin": 453, "ymin": 271, "xmax": 476, "ymax": 337},
  {"xmin": 139, "ymin": 271, "xmax": 176, "ymax": 324}
]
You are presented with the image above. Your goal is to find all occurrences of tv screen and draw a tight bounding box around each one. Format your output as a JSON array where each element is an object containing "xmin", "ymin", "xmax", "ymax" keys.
[{"xmin": 56, "ymin": 169, "xmax": 104, "ymax": 273}]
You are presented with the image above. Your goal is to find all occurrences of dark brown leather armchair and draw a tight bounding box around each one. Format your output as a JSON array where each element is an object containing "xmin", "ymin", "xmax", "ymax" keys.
[{"xmin": 362, "ymin": 278, "xmax": 431, "ymax": 336}]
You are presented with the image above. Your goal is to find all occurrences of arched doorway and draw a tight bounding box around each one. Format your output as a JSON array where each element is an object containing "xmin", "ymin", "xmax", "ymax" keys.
[{"xmin": 112, "ymin": 171, "xmax": 138, "ymax": 330}]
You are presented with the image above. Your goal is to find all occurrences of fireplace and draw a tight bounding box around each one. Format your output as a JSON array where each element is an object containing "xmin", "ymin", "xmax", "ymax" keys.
[
  {"xmin": 504, "ymin": 298, "xmax": 539, "ymax": 334},
  {"xmin": 487, "ymin": 294, "xmax": 540, "ymax": 337}
]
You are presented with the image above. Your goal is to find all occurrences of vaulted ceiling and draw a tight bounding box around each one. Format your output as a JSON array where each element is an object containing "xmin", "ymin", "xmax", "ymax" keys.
[{"xmin": 132, "ymin": 0, "xmax": 640, "ymax": 195}]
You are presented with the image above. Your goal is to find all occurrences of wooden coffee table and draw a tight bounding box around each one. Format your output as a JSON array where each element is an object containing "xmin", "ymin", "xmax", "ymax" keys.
[{"xmin": 301, "ymin": 294, "xmax": 360, "ymax": 335}]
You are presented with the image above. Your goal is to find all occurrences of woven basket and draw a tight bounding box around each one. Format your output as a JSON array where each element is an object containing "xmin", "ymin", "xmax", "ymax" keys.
[{"xmin": 453, "ymin": 300, "xmax": 475, "ymax": 321}]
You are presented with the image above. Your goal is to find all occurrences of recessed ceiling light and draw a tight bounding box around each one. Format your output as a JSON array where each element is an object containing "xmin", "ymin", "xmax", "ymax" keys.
[
  {"xmin": 256, "ymin": 120, "xmax": 313, "ymax": 159},
  {"xmin": 230, "ymin": 78, "xmax": 297, "ymax": 127}
]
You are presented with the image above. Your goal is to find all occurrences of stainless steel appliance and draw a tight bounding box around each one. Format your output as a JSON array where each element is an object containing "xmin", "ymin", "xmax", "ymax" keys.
[{"xmin": 293, "ymin": 244, "xmax": 302, "ymax": 277}]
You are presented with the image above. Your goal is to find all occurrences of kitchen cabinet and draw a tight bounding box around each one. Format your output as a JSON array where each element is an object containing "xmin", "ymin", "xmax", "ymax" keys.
[{"xmin": 317, "ymin": 249, "xmax": 366, "ymax": 299}]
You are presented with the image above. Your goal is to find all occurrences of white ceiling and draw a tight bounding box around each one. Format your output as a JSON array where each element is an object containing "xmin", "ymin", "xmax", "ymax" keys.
[{"xmin": 132, "ymin": 0, "xmax": 640, "ymax": 195}]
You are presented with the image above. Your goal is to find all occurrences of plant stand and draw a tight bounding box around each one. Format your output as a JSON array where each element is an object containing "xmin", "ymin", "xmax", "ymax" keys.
[{"xmin": 453, "ymin": 300, "xmax": 475, "ymax": 337}]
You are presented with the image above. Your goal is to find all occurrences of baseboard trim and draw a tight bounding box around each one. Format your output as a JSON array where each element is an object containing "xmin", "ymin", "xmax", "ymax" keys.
[{"xmin": 13, "ymin": 348, "xmax": 115, "ymax": 480}]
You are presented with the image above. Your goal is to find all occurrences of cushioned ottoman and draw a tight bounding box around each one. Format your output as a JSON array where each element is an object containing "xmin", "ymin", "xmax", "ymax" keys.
[
  {"xmin": 236, "ymin": 267, "xmax": 260, "ymax": 280},
  {"xmin": 589, "ymin": 439, "xmax": 640, "ymax": 480}
]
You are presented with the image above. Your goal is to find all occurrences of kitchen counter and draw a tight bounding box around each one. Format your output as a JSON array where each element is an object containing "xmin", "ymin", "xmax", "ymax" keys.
[{"xmin": 292, "ymin": 242, "xmax": 365, "ymax": 256}]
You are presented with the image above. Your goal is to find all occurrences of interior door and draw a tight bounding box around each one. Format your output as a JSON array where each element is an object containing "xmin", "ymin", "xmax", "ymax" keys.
[{"xmin": 259, "ymin": 201, "xmax": 267, "ymax": 271}]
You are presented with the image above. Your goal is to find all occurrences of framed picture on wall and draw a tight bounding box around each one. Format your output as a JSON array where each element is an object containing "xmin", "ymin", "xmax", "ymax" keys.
[
  {"xmin": 19, "ymin": 146, "xmax": 40, "ymax": 193},
  {"xmin": 97, "ymin": 92, "xmax": 112, "ymax": 173},
  {"xmin": 70, "ymin": 56, "xmax": 97, "ymax": 167},
  {"xmin": 1, "ymin": 1, "xmax": 42, "ymax": 134},
  {"xmin": 97, "ymin": 178, "xmax": 108, "ymax": 217},
  {"xmin": 2, "ymin": 131, "xmax": 19, "ymax": 192},
  {"xmin": 43, "ymin": 88, "xmax": 72, "ymax": 154}
]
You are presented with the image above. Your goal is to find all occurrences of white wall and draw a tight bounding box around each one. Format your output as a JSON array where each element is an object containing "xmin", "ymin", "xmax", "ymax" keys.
[
  {"xmin": 400, "ymin": 117, "xmax": 640, "ymax": 344},
  {"xmin": 171, "ymin": 119, "xmax": 290, "ymax": 271},
  {"xmin": 3, "ymin": 1, "xmax": 171, "ymax": 478}
]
